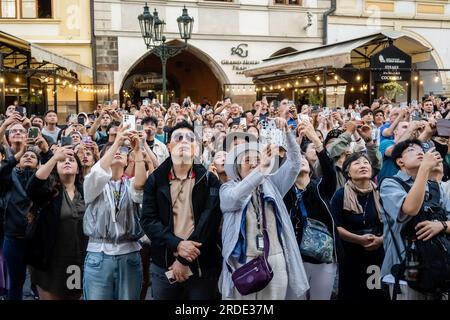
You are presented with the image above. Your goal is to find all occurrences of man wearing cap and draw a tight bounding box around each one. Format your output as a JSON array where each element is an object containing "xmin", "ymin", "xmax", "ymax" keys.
[{"xmin": 219, "ymin": 117, "xmax": 309, "ymax": 300}]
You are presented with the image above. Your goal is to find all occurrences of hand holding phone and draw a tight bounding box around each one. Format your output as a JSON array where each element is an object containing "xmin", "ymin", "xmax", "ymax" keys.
[
  {"xmin": 15, "ymin": 106, "xmax": 26, "ymax": 117},
  {"xmin": 298, "ymin": 114, "xmax": 310, "ymax": 124},
  {"xmin": 165, "ymin": 268, "xmax": 194, "ymax": 284},
  {"xmin": 122, "ymin": 114, "xmax": 136, "ymax": 131},
  {"xmin": 61, "ymin": 136, "xmax": 73, "ymax": 147},
  {"xmin": 28, "ymin": 127, "xmax": 39, "ymax": 139}
]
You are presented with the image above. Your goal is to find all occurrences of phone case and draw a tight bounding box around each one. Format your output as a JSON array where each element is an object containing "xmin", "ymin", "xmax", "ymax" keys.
[{"xmin": 123, "ymin": 114, "xmax": 136, "ymax": 131}]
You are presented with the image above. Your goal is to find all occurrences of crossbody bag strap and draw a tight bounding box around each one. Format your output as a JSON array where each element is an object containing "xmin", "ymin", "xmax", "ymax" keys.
[{"xmin": 260, "ymin": 190, "xmax": 273, "ymax": 273}]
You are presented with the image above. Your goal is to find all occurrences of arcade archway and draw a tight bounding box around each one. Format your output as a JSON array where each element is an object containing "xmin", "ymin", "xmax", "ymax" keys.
[{"xmin": 120, "ymin": 41, "xmax": 228, "ymax": 105}]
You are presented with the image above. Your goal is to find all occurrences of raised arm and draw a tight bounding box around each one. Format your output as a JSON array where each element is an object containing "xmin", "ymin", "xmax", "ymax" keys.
[
  {"xmin": 268, "ymin": 118, "xmax": 302, "ymax": 197},
  {"xmin": 401, "ymin": 150, "xmax": 441, "ymax": 217}
]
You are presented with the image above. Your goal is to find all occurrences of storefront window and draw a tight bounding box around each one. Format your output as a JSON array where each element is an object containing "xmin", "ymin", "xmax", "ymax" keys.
[{"xmin": 1, "ymin": 0, "xmax": 16, "ymax": 18}]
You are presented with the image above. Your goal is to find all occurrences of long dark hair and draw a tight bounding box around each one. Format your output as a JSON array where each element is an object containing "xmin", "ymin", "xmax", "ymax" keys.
[{"xmin": 47, "ymin": 153, "xmax": 84, "ymax": 198}]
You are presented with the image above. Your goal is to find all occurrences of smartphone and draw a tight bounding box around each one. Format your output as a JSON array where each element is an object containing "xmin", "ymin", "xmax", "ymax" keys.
[
  {"xmin": 28, "ymin": 127, "xmax": 39, "ymax": 139},
  {"xmin": 354, "ymin": 113, "xmax": 361, "ymax": 121},
  {"xmin": 15, "ymin": 106, "xmax": 26, "ymax": 117},
  {"xmin": 298, "ymin": 114, "xmax": 310, "ymax": 123},
  {"xmin": 165, "ymin": 270, "xmax": 177, "ymax": 284},
  {"xmin": 122, "ymin": 114, "xmax": 136, "ymax": 131},
  {"xmin": 61, "ymin": 136, "xmax": 73, "ymax": 147},
  {"xmin": 165, "ymin": 268, "xmax": 193, "ymax": 284},
  {"xmin": 69, "ymin": 114, "xmax": 77, "ymax": 124},
  {"xmin": 77, "ymin": 115, "xmax": 85, "ymax": 125},
  {"xmin": 103, "ymin": 101, "xmax": 112, "ymax": 109},
  {"xmin": 136, "ymin": 124, "xmax": 144, "ymax": 132},
  {"xmin": 142, "ymin": 99, "xmax": 149, "ymax": 107},
  {"xmin": 239, "ymin": 118, "xmax": 247, "ymax": 127},
  {"xmin": 272, "ymin": 100, "xmax": 280, "ymax": 109}
]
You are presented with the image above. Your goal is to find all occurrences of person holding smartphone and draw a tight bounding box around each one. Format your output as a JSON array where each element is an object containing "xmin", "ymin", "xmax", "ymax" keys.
[
  {"xmin": 141, "ymin": 121, "xmax": 222, "ymax": 300},
  {"xmin": 0, "ymin": 131, "xmax": 52, "ymax": 300},
  {"xmin": 83, "ymin": 125, "xmax": 147, "ymax": 300},
  {"xmin": 26, "ymin": 147, "xmax": 86, "ymax": 300}
]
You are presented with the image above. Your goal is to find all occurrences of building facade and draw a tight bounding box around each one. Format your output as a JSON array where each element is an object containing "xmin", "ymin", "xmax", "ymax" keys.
[
  {"xmin": 328, "ymin": 0, "xmax": 450, "ymax": 98},
  {"xmin": 93, "ymin": 0, "xmax": 450, "ymax": 107},
  {"xmin": 0, "ymin": 0, "xmax": 96, "ymax": 116},
  {"xmin": 93, "ymin": 0, "xmax": 332, "ymax": 106}
]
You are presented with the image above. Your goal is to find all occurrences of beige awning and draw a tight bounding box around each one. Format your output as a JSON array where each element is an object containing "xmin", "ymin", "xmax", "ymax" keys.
[
  {"xmin": 30, "ymin": 44, "xmax": 92, "ymax": 78},
  {"xmin": 245, "ymin": 31, "xmax": 432, "ymax": 78},
  {"xmin": 0, "ymin": 30, "xmax": 92, "ymax": 78}
]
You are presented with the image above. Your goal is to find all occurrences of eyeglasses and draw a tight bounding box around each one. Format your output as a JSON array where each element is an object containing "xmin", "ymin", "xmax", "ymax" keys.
[
  {"xmin": 171, "ymin": 131, "xmax": 195, "ymax": 143},
  {"xmin": 10, "ymin": 129, "xmax": 26, "ymax": 134}
]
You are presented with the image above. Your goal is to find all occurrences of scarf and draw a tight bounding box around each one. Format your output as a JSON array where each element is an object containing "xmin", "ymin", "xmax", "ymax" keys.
[{"xmin": 343, "ymin": 180, "xmax": 382, "ymax": 221}]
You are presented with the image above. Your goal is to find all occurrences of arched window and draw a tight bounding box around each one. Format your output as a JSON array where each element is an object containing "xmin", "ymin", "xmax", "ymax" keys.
[{"xmin": 270, "ymin": 47, "xmax": 297, "ymax": 58}]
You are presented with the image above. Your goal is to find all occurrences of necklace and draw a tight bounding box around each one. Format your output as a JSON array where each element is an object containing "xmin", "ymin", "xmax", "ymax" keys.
[{"xmin": 361, "ymin": 193, "xmax": 371, "ymax": 226}]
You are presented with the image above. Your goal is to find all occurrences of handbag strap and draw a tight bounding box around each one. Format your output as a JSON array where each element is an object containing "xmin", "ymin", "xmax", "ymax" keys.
[
  {"xmin": 260, "ymin": 189, "xmax": 270, "ymax": 260},
  {"xmin": 295, "ymin": 189, "xmax": 308, "ymax": 220}
]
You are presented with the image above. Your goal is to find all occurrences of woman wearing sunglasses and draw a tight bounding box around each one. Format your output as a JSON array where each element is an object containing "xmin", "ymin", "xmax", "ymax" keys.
[{"xmin": 82, "ymin": 125, "xmax": 148, "ymax": 300}]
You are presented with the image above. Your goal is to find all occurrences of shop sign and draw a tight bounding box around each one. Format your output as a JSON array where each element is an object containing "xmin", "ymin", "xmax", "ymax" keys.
[
  {"xmin": 221, "ymin": 44, "xmax": 260, "ymax": 75},
  {"xmin": 371, "ymin": 45, "xmax": 411, "ymax": 82}
]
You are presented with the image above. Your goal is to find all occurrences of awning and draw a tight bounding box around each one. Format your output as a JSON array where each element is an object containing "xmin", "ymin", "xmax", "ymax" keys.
[
  {"xmin": 0, "ymin": 30, "xmax": 92, "ymax": 78},
  {"xmin": 30, "ymin": 44, "xmax": 92, "ymax": 77},
  {"xmin": 245, "ymin": 31, "xmax": 432, "ymax": 78}
]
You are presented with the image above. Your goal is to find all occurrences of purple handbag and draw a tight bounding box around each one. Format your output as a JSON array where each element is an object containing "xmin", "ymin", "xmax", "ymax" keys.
[{"xmin": 231, "ymin": 192, "xmax": 273, "ymax": 296}]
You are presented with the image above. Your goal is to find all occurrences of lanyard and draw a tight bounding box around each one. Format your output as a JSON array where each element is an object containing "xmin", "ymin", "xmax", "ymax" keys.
[
  {"xmin": 250, "ymin": 186, "xmax": 264, "ymax": 234},
  {"xmin": 110, "ymin": 178, "xmax": 124, "ymax": 217}
]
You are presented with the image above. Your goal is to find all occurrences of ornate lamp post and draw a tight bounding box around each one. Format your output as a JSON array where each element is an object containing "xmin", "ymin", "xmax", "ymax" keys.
[{"xmin": 138, "ymin": 3, "xmax": 194, "ymax": 106}]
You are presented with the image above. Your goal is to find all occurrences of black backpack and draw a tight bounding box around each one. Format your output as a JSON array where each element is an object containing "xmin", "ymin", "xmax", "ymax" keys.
[{"xmin": 381, "ymin": 177, "xmax": 450, "ymax": 295}]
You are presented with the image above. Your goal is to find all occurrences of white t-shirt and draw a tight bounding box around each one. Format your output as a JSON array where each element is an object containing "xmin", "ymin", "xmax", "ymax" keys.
[{"xmin": 41, "ymin": 126, "xmax": 61, "ymax": 143}]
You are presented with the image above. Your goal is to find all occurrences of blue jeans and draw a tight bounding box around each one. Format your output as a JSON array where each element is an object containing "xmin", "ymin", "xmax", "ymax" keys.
[
  {"xmin": 83, "ymin": 251, "xmax": 142, "ymax": 300},
  {"xmin": 3, "ymin": 236, "xmax": 27, "ymax": 300},
  {"xmin": 151, "ymin": 263, "xmax": 219, "ymax": 300}
]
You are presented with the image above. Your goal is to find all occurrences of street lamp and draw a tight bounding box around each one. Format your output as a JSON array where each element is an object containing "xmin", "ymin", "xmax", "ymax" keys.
[{"xmin": 138, "ymin": 3, "xmax": 194, "ymax": 106}]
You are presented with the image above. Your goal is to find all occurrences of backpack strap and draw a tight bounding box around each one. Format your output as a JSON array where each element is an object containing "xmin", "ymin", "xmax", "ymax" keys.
[{"xmin": 379, "ymin": 176, "xmax": 413, "ymax": 300}]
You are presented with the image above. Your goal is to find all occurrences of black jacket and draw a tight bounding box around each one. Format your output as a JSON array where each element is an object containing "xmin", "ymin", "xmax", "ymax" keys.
[
  {"xmin": 0, "ymin": 151, "xmax": 53, "ymax": 238},
  {"xmin": 25, "ymin": 174, "xmax": 86, "ymax": 269},
  {"xmin": 141, "ymin": 158, "xmax": 222, "ymax": 274},
  {"xmin": 284, "ymin": 148, "xmax": 343, "ymax": 264}
]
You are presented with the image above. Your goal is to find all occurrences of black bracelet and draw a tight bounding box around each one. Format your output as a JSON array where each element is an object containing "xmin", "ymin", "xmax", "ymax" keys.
[{"xmin": 441, "ymin": 221, "xmax": 448, "ymax": 234}]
